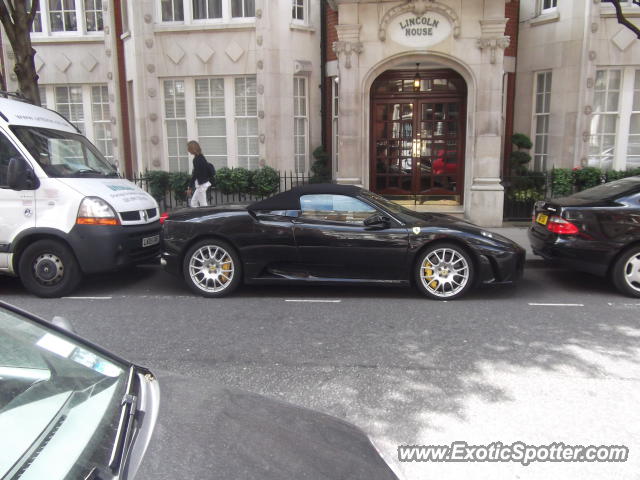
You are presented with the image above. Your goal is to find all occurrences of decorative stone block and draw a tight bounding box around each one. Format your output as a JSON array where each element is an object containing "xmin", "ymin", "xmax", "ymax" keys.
[
  {"xmin": 166, "ymin": 43, "xmax": 186, "ymax": 65},
  {"xmin": 55, "ymin": 54, "xmax": 71, "ymax": 73},
  {"xmin": 81, "ymin": 54, "xmax": 98, "ymax": 72},
  {"xmin": 612, "ymin": 27, "xmax": 636, "ymax": 52},
  {"xmin": 196, "ymin": 44, "xmax": 214, "ymax": 63},
  {"xmin": 225, "ymin": 41, "xmax": 245, "ymax": 62}
]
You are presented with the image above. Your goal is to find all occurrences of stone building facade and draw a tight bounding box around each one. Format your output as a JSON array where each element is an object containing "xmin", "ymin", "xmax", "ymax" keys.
[
  {"xmin": 1, "ymin": 0, "xmax": 322, "ymax": 178},
  {"xmin": 323, "ymin": 0, "xmax": 519, "ymax": 226},
  {"xmin": 514, "ymin": 0, "xmax": 640, "ymax": 173},
  {"xmin": 3, "ymin": 1, "xmax": 640, "ymax": 226}
]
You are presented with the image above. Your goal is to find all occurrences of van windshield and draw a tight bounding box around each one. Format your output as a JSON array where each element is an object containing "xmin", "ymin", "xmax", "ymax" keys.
[{"xmin": 10, "ymin": 126, "xmax": 118, "ymax": 178}]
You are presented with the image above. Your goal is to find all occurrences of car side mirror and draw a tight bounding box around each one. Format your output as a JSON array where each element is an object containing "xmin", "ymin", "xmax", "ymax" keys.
[
  {"xmin": 364, "ymin": 214, "xmax": 390, "ymax": 228},
  {"xmin": 8, "ymin": 157, "xmax": 39, "ymax": 191}
]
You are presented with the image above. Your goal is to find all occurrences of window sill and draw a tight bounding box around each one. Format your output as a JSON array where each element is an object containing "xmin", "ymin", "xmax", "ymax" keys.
[
  {"xmin": 31, "ymin": 34, "xmax": 105, "ymax": 44},
  {"xmin": 530, "ymin": 10, "xmax": 560, "ymax": 26},
  {"xmin": 600, "ymin": 5, "xmax": 640, "ymax": 18},
  {"xmin": 154, "ymin": 22, "xmax": 256, "ymax": 33},
  {"xmin": 290, "ymin": 23, "xmax": 315, "ymax": 33}
]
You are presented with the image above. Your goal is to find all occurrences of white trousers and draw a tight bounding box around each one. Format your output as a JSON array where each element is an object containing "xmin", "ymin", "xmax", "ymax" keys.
[{"xmin": 190, "ymin": 180, "xmax": 211, "ymax": 207}]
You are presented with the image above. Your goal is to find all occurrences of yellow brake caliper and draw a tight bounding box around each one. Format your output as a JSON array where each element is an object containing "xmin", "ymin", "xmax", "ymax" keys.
[
  {"xmin": 424, "ymin": 261, "xmax": 438, "ymax": 289},
  {"xmin": 220, "ymin": 257, "xmax": 232, "ymax": 283}
]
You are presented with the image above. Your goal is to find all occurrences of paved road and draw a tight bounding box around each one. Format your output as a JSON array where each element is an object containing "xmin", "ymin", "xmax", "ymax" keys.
[{"xmin": 2, "ymin": 265, "xmax": 640, "ymax": 479}]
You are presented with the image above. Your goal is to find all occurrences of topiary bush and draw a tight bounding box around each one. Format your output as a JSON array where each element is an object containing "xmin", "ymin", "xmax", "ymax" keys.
[
  {"xmin": 509, "ymin": 133, "xmax": 533, "ymax": 175},
  {"xmin": 146, "ymin": 170, "xmax": 170, "ymax": 201},
  {"xmin": 573, "ymin": 167, "xmax": 603, "ymax": 191},
  {"xmin": 551, "ymin": 168, "xmax": 573, "ymax": 197},
  {"xmin": 215, "ymin": 167, "xmax": 252, "ymax": 194},
  {"xmin": 169, "ymin": 172, "xmax": 191, "ymax": 204},
  {"xmin": 251, "ymin": 165, "xmax": 280, "ymax": 196},
  {"xmin": 309, "ymin": 146, "xmax": 332, "ymax": 184}
]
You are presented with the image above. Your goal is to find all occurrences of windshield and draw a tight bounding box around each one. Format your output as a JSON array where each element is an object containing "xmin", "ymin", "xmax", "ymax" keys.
[
  {"xmin": 10, "ymin": 126, "xmax": 118, "ymax": 178},
  {"xmin": 359, "ymin": 190, "xmax": 420, "ymax": 222},
  {"xmin": 568, "ymin": 176, "xmax": 640, "ymax": 201},
  {"xmin": 0, "ymin": 307, "xmax": 129, "ymax": 479}
]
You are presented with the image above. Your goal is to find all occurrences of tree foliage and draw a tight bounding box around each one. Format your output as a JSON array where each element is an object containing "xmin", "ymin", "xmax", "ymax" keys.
[{"xmin": 0, "ymin": 0, "xmax": 41, "ymax": 104}]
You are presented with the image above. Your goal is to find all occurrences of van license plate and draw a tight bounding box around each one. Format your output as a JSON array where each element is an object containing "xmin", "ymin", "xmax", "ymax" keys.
[{"xmin": 142, "ymin": 235, "xmax": 159, "ymax": 247}]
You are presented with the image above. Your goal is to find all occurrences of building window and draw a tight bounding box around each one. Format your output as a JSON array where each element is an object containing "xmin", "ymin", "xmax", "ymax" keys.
[
  {"xmin": 29, "ymin": 0, "xmax": 43, "ymax": 32},
  {"xmin": 158, "ymin": 0, "xmax": 255, "ymax": 23},
  {"xmin": 589, "ymin": 69, "xmax": 621, "ymax": 170},
  {"xmin": 55, "ymin": 86, "xmax": 85, "ymax": 133},
  {"xmin": 49, "ymin": 0, "xmax": 78, "ymax": 32},
  {"xmin": 40, "ymin": 84, "xmax": 113, "ymax": 160},
  {"xmin": 541, "ymin": 0, "xmax": 557, "ymax": 14},
  {"xmin": 533, "ymin": 71, "xmax": 552, "ymax": 171},
  {"xmin": 193, "ymin": 0, "xmax": 222, "ymax": 20},
  {"xmin": 231, "ymin": 0, "xmax": 254, "ymax": 18},
  {"xmin": 235, "ymin": 76, "xmax": 259, "ymax": 169},
  {"xmin": 627, "ymin": 71, "xmax": 640, "ymax": 169},
  {"xmin": 30, "ymin": 0, "xmax": 103, "ymax": 35},
  {"xmin": 162, "ymin": 76, "xmax": 259, "ymax": 171},
  {"xmin": 195, "ymin": 78, "xmax": 227, "ymax": 168},
  {"xmin": 332, "ymin": 77, "xmax": 339, "ymax": 173},
  {"xmin": 84, "ymin": 0, "xmax": 103, "ymax": 31},
  {"xmin": 91, "ymin": 85, "xmax": 113, "ymax": 162},
  {"xmin": 293, "ymin": 76, "xmax": 308, "ymax": 173},
  {"xmin": 292, "ymin": 0, "xmax": 305, "ymax": 22},
  {"xmin": 161, "ymin": 0, "xmax": 184, "ymax": 22},
  {"xmin": 163, "ymin": 80, "xmax": 189, "ymax": 172}
]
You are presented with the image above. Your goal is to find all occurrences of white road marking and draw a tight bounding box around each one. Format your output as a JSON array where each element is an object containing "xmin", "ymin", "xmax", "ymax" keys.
[
  {"xmin": 528, "ymin": 303, "xmax": 584, "ymax": 307},
  {"xmin": 285, "ymin": 299, "xmax": 342, "ymax": 303},
  {"xmin": 63, "ymin": 296, "xmax": 112, "ymax": 300}
]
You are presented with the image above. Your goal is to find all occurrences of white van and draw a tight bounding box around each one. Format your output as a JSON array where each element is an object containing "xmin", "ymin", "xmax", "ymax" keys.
[{"xmin": 0, "ymin": 96, "xmax": 160, "ymax": 297}]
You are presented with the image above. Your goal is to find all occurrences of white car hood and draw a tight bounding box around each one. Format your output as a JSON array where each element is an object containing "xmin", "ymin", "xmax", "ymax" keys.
[{"xmin": 55, "ymin": 178, "xmax": 158, "ymax": 213}]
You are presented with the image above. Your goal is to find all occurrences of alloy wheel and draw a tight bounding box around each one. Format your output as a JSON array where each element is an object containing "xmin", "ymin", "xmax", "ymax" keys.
[
  {"xmin": 188, "ymin": 245, "xmax": 235, "ymax": 293},
  {"xmin": 419, "ymin": 247, "xmax": 470, "ymax": 298},
  {"xmin": 623, "ymin": 252, "xmax": 640, "ymax": 293}
]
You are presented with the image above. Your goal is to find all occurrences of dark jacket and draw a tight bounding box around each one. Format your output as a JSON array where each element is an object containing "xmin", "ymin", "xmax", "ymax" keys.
[{"xmin": 190, "ymin": 154, "xmax": 210, "ymax": 189}]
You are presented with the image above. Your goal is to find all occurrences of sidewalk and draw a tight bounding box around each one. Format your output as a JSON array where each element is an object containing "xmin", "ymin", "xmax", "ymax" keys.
[{"xmin": 486, "ymin": 223, "xmax": 537, "ymax": 262}]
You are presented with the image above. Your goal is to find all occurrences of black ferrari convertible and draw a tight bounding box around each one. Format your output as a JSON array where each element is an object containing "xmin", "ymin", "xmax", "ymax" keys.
[{"xmin": 160, "ymin": 184, "xmax": 525, "ymax": 300}]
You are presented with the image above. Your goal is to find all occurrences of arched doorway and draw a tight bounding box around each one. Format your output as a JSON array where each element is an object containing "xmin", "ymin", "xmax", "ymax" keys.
[{"xmin": 370, "ymin": 68, "xmax": 467, "ymax": 203}]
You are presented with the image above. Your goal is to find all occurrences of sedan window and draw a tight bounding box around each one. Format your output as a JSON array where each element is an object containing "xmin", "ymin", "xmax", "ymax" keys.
[{"xmin": 300, "ymin": 194, "xmax": 376, "ymax": 224}]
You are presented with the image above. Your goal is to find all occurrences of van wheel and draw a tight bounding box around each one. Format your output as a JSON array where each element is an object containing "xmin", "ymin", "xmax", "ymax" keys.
[
  {"xmin": 612, "ymin": 246, "xmax": 640, "ymax": 298},
  {"xmin": 18, "ymin": 239, "xmax": 82, "ymax": 298}
]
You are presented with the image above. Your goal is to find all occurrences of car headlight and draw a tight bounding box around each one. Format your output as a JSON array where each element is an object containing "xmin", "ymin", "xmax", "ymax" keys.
[{"xmin": 77, "ymin": 197, "xmax": 120, "ymax": 226}]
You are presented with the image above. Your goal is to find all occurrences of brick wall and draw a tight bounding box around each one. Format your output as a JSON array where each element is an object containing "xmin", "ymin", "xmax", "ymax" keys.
[
  {"xmin": 504, "ymin": 0, "xmax": 520, "ymax": 57},
  {"xmin": 326, "ymin": 6, "xmax": 338, "ymax": 62}
]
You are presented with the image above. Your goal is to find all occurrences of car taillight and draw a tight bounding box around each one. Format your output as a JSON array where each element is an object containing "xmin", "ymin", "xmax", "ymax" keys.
[
  {"xmin": 547, "ymin": 216, "xmax": 579, "ymax": 235},
  {"xmin": 159, "ymin": 212, "xmax": 169, "ymax": 225}
]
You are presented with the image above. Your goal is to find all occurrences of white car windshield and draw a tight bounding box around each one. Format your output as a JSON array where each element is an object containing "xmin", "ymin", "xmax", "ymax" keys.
[
  {"xmin": 0, "ymin": 307, "xmax": 128, "ymax": 479},
  {"xmin": 10, "ymin": 126, "xmax": 118, "ymax": 178}
]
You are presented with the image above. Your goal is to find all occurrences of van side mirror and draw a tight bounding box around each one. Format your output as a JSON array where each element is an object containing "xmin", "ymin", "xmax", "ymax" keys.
[{"xmin": 8, "ymin": 157, "xmax": 39, "ymax": 190}]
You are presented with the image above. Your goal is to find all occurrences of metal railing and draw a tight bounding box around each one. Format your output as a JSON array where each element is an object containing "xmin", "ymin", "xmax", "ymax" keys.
[{"xmin": 130, "ymin": 170, "xmax": 313, "ymax": 211}]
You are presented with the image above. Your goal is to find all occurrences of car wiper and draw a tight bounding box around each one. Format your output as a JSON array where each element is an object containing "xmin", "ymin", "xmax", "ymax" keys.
[
  {"xmin": 76, "ymin": 168, "xmax": 104, "ymax": 175},
  {"xmin": 108, "ymin": 366, "xmax": 138, "ymax": 475}
]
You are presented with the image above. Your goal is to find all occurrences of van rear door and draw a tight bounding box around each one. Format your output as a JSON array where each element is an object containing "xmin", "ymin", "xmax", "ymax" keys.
[{"xmin": 0, "ymin": 130, "xmax": 35, "ymax": 272}]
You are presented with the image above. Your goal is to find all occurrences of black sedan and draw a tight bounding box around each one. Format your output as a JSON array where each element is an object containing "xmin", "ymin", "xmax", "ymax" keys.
[
  {"xmin": 161, "ymin": 184, "xmax": 525, "ymax": 300},
  {"xmin": 529, "ymin": 176, "xmax": 640, "ymax": 297}
]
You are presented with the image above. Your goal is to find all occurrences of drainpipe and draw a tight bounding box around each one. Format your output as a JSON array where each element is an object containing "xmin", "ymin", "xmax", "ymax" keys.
[{"xmin": 113, "ymin": 0, "xmax": 134, "ymax": 179}]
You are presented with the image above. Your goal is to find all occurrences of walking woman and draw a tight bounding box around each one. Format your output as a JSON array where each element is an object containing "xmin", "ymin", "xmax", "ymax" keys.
[{"xmin": 186, "ymin": 140, "xmax": 211, "ymax": 207}]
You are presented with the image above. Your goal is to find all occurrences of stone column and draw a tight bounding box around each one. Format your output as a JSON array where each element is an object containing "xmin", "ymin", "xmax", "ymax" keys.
[
  {"xmin": 468, "ymin": 14, "xmax": 510, "ymax": 227},
  {"xmin": 333, "ymin": 24, "xmax": 363, "ymax": 185}
]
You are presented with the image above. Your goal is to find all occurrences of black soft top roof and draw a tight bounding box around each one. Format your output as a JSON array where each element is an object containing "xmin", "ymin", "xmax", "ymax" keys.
[{"xmin": 248, "ymin": 183, "xmax": 363, "ymax": 211}]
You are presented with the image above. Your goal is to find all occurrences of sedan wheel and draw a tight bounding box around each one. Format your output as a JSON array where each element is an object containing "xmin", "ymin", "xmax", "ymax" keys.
[
  {"xmin": 612, "ymin": 246, "xmax": 640, "ymax": 298},
  {"xmin": 415, "ymin": 243, "xmax": 474, "ymax": 300},
  {"xmin": 183, "ymin": 240, "xmax": 241, "ymax": 297}
]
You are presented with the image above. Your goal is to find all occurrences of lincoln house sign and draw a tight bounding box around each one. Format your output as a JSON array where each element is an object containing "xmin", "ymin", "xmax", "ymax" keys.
[{"xmin": 388, "ymin": 11, "xmax": 452, "ymax": 47}]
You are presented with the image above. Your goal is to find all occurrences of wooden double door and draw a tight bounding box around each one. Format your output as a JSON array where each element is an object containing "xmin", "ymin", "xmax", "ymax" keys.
[{"xmin": 370, "ymin": 69, "xmax": 467, "ymax": 200}]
